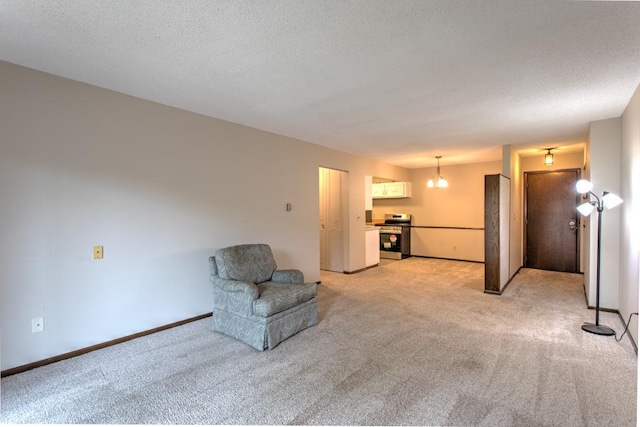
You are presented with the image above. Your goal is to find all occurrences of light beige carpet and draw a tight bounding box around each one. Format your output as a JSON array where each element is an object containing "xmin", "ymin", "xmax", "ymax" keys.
[{"xmin": 1, "ymin": 258, "xmax": 636, "ymax": 425}]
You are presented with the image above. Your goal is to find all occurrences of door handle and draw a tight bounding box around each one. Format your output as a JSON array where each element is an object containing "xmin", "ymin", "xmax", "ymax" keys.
[{"xmin": 569, "ymin": 219, "xmax": 577, "ymax": 231}]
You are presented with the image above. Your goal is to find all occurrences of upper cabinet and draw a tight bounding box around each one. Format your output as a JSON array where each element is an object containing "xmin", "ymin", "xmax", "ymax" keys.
[
  {"xmin": 371, "ymin": 182, "xmax": 385, "ymax": 198},
  {"xmin": 372, "ymin": 182, "xmax": 412, "ymax": 199}
]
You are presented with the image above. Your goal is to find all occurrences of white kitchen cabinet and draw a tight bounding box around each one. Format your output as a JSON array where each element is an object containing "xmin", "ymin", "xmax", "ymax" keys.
[
  {"xmin": 372, "ymin": 182, "xmax": 385, "ymax": 198},
  {"xmin": 372, "ymin": 182, "xmax": 412, "ymax": 199},
  {"xmin": 365, "ymin": 227, "xmax": 380, "ymax": 267}
]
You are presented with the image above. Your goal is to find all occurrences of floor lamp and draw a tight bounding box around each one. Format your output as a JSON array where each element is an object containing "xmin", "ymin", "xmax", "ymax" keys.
[{"xmin": 576, "ymin": 179, "xmax": 623, "ymax": 336}]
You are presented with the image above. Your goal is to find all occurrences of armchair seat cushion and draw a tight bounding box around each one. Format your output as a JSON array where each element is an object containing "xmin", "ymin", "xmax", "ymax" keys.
[{"xmin": 254, "ymin": 282, "xmax": 317, "ymax": 317}]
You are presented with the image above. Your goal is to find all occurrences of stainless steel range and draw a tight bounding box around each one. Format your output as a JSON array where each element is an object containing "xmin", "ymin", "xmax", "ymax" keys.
[{"xmin": 377, "ymin": 213, "xmax": 412, "ymax": 260}]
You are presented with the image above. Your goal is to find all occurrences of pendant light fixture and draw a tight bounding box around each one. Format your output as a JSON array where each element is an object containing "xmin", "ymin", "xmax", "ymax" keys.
[
  {"xmin": 544, "ymin": 148, "xmax": 554, "ymax": 166},
  {"xmin": 427, "ymin": 156, "xmax": 448, "ymax": 189}
]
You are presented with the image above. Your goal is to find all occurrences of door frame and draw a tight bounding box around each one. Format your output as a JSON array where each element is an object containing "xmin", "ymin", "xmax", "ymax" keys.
[{"xmin": 523, "ymin": 168, "xmax": 581, "ymax": 272}]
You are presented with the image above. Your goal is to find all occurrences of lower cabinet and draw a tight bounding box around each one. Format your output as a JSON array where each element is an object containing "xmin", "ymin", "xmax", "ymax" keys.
[{"xmin": 365, "ymin": 228, "xmax": 380, "ymax": 267}]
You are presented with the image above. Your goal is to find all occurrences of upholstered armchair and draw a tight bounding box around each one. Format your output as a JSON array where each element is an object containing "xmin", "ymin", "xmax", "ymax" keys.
[{"xmin": 208, "ymin": 244, "xmax": 318, "ymax": 350}]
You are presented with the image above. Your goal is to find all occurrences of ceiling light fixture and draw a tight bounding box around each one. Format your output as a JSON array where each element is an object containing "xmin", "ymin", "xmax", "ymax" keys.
[
  {"xmin": 427, "ymin": 156, "xmax": 448, "ymax": 189},
  {"xmin": 544, "ymin": 148, "xmax": 555, "ymax": 166}
]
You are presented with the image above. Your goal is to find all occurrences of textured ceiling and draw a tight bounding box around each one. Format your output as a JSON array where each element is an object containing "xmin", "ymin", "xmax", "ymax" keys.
[{"xmin": 1, "ymin": 1, "xmax": 640, "ymax": 168}]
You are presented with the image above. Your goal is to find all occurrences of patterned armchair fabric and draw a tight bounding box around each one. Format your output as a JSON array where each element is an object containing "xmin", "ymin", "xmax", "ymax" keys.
[{"xmin": 209, "ymin": 244, "xmax": 318, "ymax": 350}]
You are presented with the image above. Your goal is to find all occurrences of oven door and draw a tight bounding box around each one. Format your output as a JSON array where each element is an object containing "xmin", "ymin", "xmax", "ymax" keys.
[{"xmin": 379, "ymin": 231, "xmax": 402, "ymax": 252}]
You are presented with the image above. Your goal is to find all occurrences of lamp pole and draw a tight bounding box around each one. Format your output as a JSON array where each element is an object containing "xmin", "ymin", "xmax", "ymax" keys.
[
  {"xmin": 582, "ymin": 195, "xmax": 615, "ymax": 336},
  {"xmin": 576, "ymin": 179, "xmax": 622, "ymax": 336}
]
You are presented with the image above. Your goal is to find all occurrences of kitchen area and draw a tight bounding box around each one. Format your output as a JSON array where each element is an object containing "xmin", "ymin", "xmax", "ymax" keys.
[
  {"xmin": 322, "ymin": 163, "xmax": 489, "ymax": 274},
  {"xmin": 364, "ymin": 176, "xmax": 413, "ymax": 268},
  {"xmin": 364, "ymin": 162, "xmax": 491, "ymax": 270}
]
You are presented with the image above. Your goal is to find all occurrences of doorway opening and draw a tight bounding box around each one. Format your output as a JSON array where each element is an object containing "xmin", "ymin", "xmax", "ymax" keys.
[
  {"xmin": 319, "ymin": 167, "xmax": 349, "ymax": 272},
  {"xmin": 524, "ymin": 169, "xmax": 580, "ymax": 273}
]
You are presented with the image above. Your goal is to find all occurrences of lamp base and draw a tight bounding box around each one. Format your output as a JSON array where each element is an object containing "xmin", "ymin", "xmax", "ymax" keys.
[{"xmin": 582, "ymin": 322, "xmax": 615, "ymax": 336}]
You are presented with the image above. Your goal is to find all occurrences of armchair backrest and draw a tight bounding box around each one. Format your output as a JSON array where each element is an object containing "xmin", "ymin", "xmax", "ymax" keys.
[
  {"xmin": 208, "ymin": 256, "xmax": 218, "ymax": 277},
  {"xmin": 215, "ymin": 243, "xmax": 277, "ymax": 284}
]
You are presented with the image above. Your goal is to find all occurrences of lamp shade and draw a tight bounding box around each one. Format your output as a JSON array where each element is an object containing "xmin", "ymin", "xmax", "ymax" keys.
[
  {"xmin": 545, "ymin": 151, "xmax": 554, "ymax": 165},
  {"xmin": 602, "ymin": 192, "xmax": 623, "ymax": 209},
  {"xmin": 577, "ymin": 202, "xmax": 596, "ymax": 217},
  {"xmin": 576, "ymin": 179, "xmax": 593, "ymax": 194},
  {"xmin": 427, "ymin": 156, "xmax": 448, "ymax": 189}
]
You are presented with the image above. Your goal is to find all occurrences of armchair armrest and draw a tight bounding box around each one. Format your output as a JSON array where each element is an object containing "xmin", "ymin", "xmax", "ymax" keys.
[
  {"xmin": 211, "ymin": 276, "xmax": 259, "ymax": 299},
  {"xmin": 271, "ymin": 269, "xmax": 304, "ymax": 284}
]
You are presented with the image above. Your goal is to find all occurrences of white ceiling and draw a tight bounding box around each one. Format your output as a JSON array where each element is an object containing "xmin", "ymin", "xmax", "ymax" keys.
[{"xmin": 1, "ymin": 1, "xmax": 639, "ymax": 168}]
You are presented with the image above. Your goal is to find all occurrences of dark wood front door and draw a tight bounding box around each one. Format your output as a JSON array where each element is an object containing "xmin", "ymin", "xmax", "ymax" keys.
[{"xmin": 525, "ymin": 169, "xmax": 580, "ymax": 273}]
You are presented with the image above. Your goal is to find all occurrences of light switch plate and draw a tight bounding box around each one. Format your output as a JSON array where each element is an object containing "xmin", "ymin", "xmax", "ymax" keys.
[{"xmin": 93, "ymin": 246, "xmax": 103, "ymax": 259}]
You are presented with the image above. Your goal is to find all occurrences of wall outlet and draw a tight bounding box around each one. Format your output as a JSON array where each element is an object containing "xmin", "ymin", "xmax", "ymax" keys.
[
  {"xmin": 32, "ymin": 317, "xmax": 44, "ymax": 333},
  {"xmin": 93, "ymin": 245, "xmax": 103, "ymax": 259}
]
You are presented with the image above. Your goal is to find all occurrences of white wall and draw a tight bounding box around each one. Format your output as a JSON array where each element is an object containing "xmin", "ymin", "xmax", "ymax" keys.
[
  {"xmin": 507, "ymin": 146, "xmax": 522, "ymax": 279},
  {"xmin": 620, "ymin": 83, "xmax": 640, "ymax": 344},
  {"xmin": 585, "ymin": 118, "xmax": 622, "ymax": 310},
  {"xmin": 0, "ymin": 61, "xmax": 409, "ymax": 370},
  {"xmin": 498, "ymin": 174, "xmax": 511, "ymax": 290},
  {"xmin": 519, "ymin": 152, "xmax": 585, "ymax": 173}
]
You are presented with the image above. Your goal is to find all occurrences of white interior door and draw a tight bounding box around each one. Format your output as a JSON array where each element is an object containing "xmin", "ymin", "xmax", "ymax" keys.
[{"xmin": 319, "ymin": 167, "xmax": 346, "ymax": 272}]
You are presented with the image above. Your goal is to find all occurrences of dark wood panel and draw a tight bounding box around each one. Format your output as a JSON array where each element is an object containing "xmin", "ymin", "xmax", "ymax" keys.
[{"xmin": 484, "ymin": 174, "xmax": 501, "ymax": 293}]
